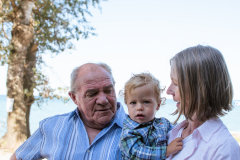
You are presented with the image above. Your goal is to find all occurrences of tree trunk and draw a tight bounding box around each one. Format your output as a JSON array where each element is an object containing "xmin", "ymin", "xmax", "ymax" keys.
[
  {"xmin": 0, "ymin": 0, "xmax": 35, "ymax": 150},
  {"xmin": 23, "ymin": 41, "xmax": 38, "ymax": 138}
]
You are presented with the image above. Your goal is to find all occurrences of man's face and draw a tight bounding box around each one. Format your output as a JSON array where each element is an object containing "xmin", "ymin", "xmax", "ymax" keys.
[{"xmin": 70, "ymin": 65, "xmax": 117, "ymax": 129}]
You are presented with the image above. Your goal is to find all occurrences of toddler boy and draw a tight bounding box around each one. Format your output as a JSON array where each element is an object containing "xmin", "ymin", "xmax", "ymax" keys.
[{"xmin": 119, "ymin": 73, "xmax": 183, "ymax": 160}]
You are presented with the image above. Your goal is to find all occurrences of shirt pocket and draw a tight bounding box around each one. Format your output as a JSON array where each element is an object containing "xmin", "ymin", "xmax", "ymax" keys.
[{"xmin": 156, "ymin": 134, "xmax": 167, "ymax": 147}]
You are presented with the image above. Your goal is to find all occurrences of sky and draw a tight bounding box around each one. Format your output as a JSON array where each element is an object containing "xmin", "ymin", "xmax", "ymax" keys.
[{"xmin": 0, "ymin": 0, "xmax": 240, "ymax": 99}]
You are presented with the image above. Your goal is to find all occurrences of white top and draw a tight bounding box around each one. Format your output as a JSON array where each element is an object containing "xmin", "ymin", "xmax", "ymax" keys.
[
  {"xmin": 167, "ymin": 118, "xmax": 240, "ymax": 160},
  {"xmin": 172, "ymin": 127, "xmax": 192, "ymax": 160}
]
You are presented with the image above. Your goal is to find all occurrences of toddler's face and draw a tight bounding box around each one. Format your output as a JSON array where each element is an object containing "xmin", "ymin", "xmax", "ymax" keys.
[{"xmin": 126, "ymin": 84, "xmax": 160, "ymax": 123}]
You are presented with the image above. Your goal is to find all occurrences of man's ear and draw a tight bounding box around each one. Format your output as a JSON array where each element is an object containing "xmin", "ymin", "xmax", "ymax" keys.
[{"xmin": 68, "ymin": 91, "xmax": 78, "ymax": 105}]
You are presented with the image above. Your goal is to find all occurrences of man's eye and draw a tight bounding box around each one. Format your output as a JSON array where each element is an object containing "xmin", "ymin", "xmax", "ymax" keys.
[
  {"xmin": 86, "ymin": 93, "xmax": 97, "ymax": 97},
  {"xmin": 104, "ymin": 89, "xmax": 113, "ymax": 94}
]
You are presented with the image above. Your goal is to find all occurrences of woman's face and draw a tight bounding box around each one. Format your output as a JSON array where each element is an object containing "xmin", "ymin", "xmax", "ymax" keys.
[{"xmin": 167, "ymin": 66, "xmax": 181, "ymax": 112}]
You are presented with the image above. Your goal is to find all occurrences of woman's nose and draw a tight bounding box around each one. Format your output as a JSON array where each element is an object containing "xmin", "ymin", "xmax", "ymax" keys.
[{"xmin": 166, "ymin": 85, "xmax": 174, "ymax": 95}]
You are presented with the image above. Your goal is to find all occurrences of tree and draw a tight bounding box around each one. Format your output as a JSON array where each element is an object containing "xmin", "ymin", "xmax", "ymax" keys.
[{"xmin": 0, "ymin": 0, "xmax": 103, "ymax": 150}]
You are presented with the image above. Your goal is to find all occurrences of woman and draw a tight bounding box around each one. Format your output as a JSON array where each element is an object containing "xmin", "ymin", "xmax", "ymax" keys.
[{"xmin": 166, "ymin": 45, "xmax": 240, "ymax": 160}]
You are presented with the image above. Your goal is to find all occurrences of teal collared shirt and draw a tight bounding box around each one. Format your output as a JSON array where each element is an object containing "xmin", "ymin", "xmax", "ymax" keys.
[{"xmin": 16, "ymin": 102, "xmax": 126, "ymax": 160}]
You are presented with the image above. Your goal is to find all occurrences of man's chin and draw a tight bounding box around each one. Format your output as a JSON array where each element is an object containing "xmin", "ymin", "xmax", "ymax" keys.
[{"xmin": 97, "ymin": 114, "xmax": 114, "ymax": 125}]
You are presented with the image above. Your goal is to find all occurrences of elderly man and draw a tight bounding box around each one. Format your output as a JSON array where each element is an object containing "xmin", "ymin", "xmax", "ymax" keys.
[{"xmin": 10, "ymin": 63, "xmax": 126, "ymax": 160}]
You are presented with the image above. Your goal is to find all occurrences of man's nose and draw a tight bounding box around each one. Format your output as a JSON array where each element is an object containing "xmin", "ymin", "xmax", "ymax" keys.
[
  {"xmin": 96, "ymin": 92, "xmax": 108, "ymax": 105},
  {"xmin": 136, "ymin": 103, "xmax": 144, "ymax": 111}
]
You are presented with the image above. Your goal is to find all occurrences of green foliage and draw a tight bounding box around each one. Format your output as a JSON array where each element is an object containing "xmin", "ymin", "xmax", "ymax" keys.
[
  {"xmin": 33, "ymin": 0, "xmax": 101, "ymax": 54},
  {"xmin": 0, "ymin": 0, "xmax": 105, "ymax": 105},
  {"xmin": 1, "ymin": 0, "xmax": 103, "ymax": 58},
  {"xmin": 33, "ymin": 62, "xmax": 70, "ymax": 106}
]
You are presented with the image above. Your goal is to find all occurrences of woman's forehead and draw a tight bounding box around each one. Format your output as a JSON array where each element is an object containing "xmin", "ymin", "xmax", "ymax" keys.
[{"xmin": 170, "ymin": 64, "xmax": 177, "ymax": 78}]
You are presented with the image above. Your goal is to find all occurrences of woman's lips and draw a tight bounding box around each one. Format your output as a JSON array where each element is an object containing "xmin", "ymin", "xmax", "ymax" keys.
[
  {"xmin": 176, "ymin": 102, "xmax": 180, "ymax": 106},
  {"xmin": 176, "ymin": 102, "xmax": 180, "ymax": 109}
]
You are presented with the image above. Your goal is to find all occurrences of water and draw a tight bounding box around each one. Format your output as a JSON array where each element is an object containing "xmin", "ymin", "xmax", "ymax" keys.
[{"xmin": 1, "ymin": 95, "xmax": 240, "ymax": 138}]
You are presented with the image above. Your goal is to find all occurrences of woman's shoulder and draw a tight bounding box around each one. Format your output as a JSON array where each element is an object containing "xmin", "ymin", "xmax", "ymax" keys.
[
  {"xmin": 209, "ymin": 122, "xmax": 238, "ymax": 145},
  {"xmin": 198, "ymin": 119, "xmax": 239, "ymax": 154},
  {"xmin": 208, "ymin": 125, "xmax": 240, "ymax": 159}
]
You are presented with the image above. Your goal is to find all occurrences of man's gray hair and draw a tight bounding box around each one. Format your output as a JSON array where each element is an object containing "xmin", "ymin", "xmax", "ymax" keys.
[{"xmin": 70, "ymin": 62, "xmax": 116, "ymax": 92}]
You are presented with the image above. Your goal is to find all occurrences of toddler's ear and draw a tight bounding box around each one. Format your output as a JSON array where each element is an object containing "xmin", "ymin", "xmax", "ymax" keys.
[{"xmin": 156, "ymin": 100, "xmax": 161, "ymax": 110}]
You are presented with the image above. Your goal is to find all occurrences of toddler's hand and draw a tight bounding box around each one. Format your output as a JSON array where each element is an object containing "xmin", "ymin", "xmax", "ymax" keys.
[{"xmin": 166, "ymin": 137, "xmax": 183, "ymax": 157}]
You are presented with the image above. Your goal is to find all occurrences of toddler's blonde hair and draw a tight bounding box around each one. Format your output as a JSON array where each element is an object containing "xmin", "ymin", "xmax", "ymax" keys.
[{"xmin": 120, "ymin": 72, "xmax": 165, "ymax": 105}]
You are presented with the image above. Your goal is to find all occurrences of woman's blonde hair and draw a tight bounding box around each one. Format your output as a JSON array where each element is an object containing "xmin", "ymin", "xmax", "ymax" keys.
[
  {"xmin": 119, "ymin": 72, "xmax": 165, "ymax": 105},
  {"xmin": 171, "ymin": 45, "xmax": 233, "ymax": 123}
]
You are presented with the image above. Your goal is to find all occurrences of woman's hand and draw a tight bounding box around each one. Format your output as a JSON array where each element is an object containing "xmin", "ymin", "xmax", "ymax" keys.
[{"xmin": 166, "ymin": 137, "xmax": 183, "ymax": 157}]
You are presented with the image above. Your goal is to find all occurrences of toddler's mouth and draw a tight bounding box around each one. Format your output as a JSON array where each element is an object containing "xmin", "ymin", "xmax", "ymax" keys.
[{"xmin": 136, "ymin": 114, "xmax": 145, "ymax": 118}]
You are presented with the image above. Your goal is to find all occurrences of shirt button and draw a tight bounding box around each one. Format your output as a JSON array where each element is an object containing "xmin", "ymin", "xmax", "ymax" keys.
[{"xmin": 87, "ymin": 150, "xmax": 90, "ymax": 153}]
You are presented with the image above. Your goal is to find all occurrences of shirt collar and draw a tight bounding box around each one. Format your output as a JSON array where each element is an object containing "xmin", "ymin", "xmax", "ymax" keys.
[
  {"xmin": 68, "ymin": 109, "xmax": 77, "ymax": 120},
  {"xmin": 196, "ymin": 118, "xmax": 223, "ymax": 142},
  {"xmin": 124, "ymin": 116, "xmax": 164, "ymax": 129},
  {"xmin": 124, "ymin": 116, "xmax": 141, "ymax": 129},
  {"xmin": 68, "ymin": 102, "xmax": 126, "ymax": 128},
  {"xmin": 170, "ymin": 118, "xmax": 223, "ymax": 143},
  {"xmin": 113, "ymin": 102, "xmax": 126, "ymax": 128},
  {"xmin": 169, "ymin": 120, "xmax": 188, "ymax": 142}
]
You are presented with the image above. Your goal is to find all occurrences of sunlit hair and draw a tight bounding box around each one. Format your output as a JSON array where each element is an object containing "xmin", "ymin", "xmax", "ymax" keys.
[
  {"xmin": 171, "ymin": 45, "xmax": 233, "ymax": 124},
  {"xmin": 70, "ymin": 62, "xmax": 115, "ymax": 92},
  {"xmin": 119, "ymin": 72, "xmax": 165, "ymax": 105}
]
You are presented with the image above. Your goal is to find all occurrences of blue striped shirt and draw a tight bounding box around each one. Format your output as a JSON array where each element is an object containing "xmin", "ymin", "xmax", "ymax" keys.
[{"xmin": 16, "ymin": 102, "xmax": 126, "ymax": 160}]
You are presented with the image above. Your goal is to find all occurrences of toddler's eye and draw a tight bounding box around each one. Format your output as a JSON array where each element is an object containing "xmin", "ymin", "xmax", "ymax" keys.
[
  {"xmin": 130, "ymin": 102, "xmax": 136, "ymax": 105},
  {"xmin": 144, "ymin": 101, "xmax": 150, "ymax": 104}
]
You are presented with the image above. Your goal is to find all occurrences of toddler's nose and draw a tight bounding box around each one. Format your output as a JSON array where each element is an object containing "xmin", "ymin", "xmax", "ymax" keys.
[{"xmin": 136, "ymin": 103, "xmax": 144, "ymax": 111}]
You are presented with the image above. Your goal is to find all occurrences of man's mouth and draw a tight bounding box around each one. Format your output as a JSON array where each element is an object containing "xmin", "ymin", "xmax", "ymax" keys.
[{"xmin": 96, "ymin": 108, "xmax": 110, "ymax": 112}]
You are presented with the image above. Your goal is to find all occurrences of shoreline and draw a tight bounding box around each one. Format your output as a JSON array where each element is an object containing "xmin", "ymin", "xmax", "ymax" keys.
[
  {"xmin": 1, "ymin": 132, "xmax": 239, "ymax": 160},
  {"xmin": 231, "ymin": 131, "xmax": 240, "ymax": 143}
]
